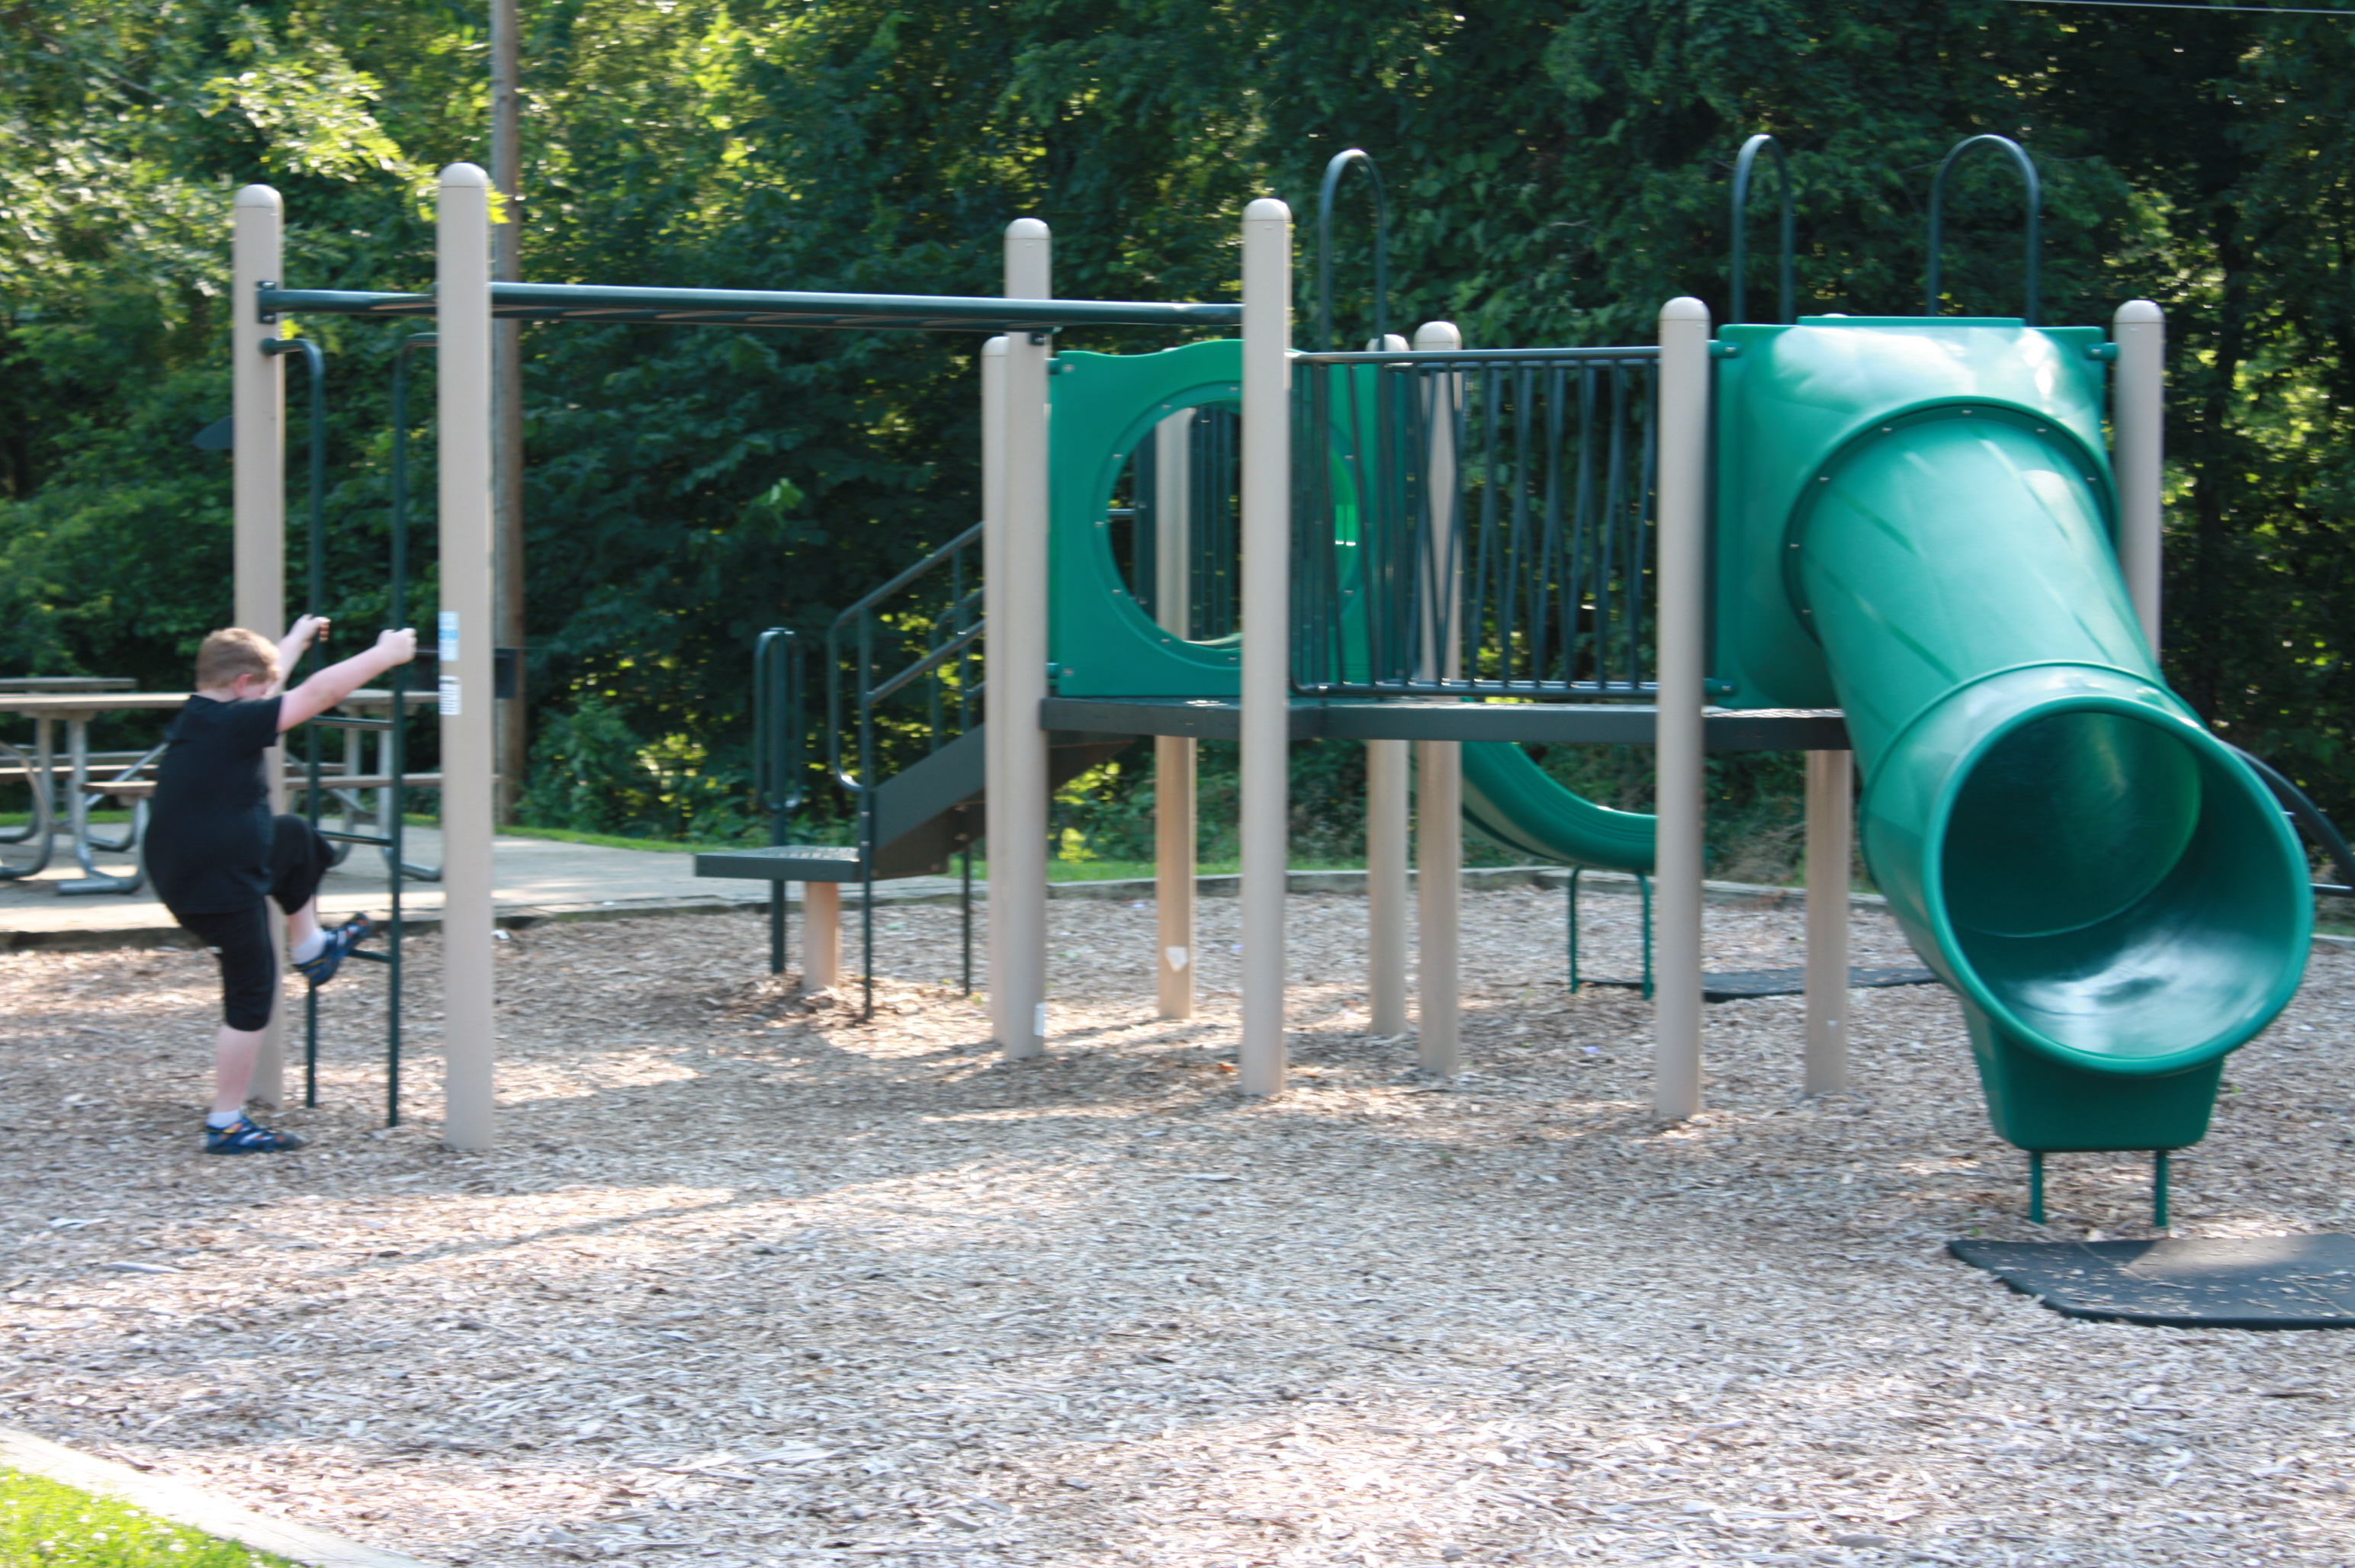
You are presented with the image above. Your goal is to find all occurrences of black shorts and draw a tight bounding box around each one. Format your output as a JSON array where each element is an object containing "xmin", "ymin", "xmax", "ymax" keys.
[{"xmin": 170, "ymin": 815, "xmax": 336, "ymax": 1032}]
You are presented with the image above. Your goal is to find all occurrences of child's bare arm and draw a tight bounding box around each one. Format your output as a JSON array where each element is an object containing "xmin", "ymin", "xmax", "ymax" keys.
[
  {"xmin": 268, "ymin": 615, "xmax": 331, "ymax": 696},
  {"xmin": 276, "ymin": 629, "xmax": 419, "ymax": 732}
]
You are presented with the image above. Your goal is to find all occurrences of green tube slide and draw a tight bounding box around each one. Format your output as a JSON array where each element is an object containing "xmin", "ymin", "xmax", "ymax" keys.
[
  {"xmin": 1460, "ymin": 741, "xmax": 1655, "ymax": 875},
  {"xmin": 1729, "ymin": 318, "xmax": 2312, "ymax": 1153}
]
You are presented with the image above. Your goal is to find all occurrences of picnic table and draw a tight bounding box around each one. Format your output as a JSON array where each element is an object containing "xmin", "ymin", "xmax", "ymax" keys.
[{"xmin": 0, "ymin": 688, "xmax": 438, "ymax": 895}]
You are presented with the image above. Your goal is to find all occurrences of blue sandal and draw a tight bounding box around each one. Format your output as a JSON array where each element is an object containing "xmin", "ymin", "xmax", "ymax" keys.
[
  {"xmin": 294, "ymin": 914, "xmax": 375, "ymax": 988},
  {"xmin": 204, "ymin": 1114, "xmax": 307, "ymax": 1155}
]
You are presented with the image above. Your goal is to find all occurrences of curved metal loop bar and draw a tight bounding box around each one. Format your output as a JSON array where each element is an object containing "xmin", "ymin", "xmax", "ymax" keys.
[
  {"xmin": 1729, "ymin": 133, "xmax": 1795, "ymax": 326},
  {"xmin": 753, "ymin": 627, "xmax": 805, "ymax": 837},
  {"xmin": 1316, "ymin": 149, "xmax": 1390, "ymax": 352},
  {"xmin": 1924, "ymin": 133, "xmax": 2042, "ymax": 326},
  {"xmin": 2225, "ymin": 741, "xmax": 2355, "ymax": 890}
]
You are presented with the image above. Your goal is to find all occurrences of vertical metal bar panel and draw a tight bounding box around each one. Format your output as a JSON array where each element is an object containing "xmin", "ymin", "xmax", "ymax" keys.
[
  {"xmin": 1804, "ymin": 748, "xmax": 1853, "ymax": 1096},
  {"xmin": 993, "ymin": 222, "xmax": 1052, "ymax": 1059},
  {"xmin": 232, "ymin": 183, "xmax": 290, "ymax": 1107},
  {"xmin": 2112, "ymin": 300, "xmax": 2165, "ymax": 655},
  {"xmin": 1653, "ymin": 297, "xmax": 1712, "ymax": 1122},
  {"xmin": 1153, "ymin": 410, "xmax": 1197, "ymax": 1020},
  {"xmin": 1411, "ymin": 321, "xmax": 1463, "ymax": 1075},
  {"xmin": 435, "ymin": 163, "xmax": 499, "ymax": 1152},
  {"xmin": 1239, "ymin": 197, "xmax": 1293, "ymax": 1097}
]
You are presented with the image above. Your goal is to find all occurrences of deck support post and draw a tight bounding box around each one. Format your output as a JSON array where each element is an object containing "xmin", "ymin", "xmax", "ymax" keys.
[
  {"xmin": 232, "ymin": 183, "xmax": 289, "ymax": 1108},
  {"xmin": 435, "ymin": 164, "xmax": 499, "ymax": 1152},
  {"xmin": 1653, "ymin": 297, "xmax": 1711, "ymax": 1122},
  {"xmin": 1238, "ymin": 198, "xmax": 1293, "ymax": 1097},
  {"xmin": 988, "ymin": 223, "xmax": 1053, "ymax": 1059},
  {"xmin": 2112, "ymin": 300, "xmax": 2165, "ymax": 656},
  {"xmin": 1154, "ymin": 410, "xmax": 1197, "ymax": 1020}
]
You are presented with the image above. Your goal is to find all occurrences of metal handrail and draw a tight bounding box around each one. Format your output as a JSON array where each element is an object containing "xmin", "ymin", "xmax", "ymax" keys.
[
  {"xmin": 824, "ymin": 520, "xmax": 986, "ymax": 794},
  {"xmin": 1925, "ymin": 133, "xmax": 2042, "ymax": 326},
  {"xmin": 1316, "ymin": 149, "xmax": 1390, "ymax": 352},
  {"xmin": 2225, "ymin": 742, "xmax": 2355, "ymax": 892},
  {"xmin": 823, "ymin": 520, "xmax": 987, "ymax": 1021},
  {"xmin": 1730, "ymin": 133, "xmax": 1796, "ymax": 326}
]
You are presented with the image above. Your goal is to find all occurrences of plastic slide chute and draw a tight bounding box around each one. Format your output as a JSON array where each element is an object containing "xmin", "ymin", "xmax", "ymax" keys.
[
  {"xmin": 1720, "ymin": 316, "xmax": 2312, "ymax": 1152},
  {"xmin": 1460, "ymin": 741, "xmax": 1656, "ymax": 876}
]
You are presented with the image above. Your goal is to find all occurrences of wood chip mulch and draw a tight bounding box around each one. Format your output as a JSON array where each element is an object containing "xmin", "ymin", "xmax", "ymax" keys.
[{"xmin": 5, "ymin": 887, "xmax": 2354, "ymax": 1566}]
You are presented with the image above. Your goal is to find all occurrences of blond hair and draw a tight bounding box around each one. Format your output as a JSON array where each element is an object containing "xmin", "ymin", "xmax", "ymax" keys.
[{"xmin": 194, "ymin": 628, "xmax": 278, "ymax": 690}]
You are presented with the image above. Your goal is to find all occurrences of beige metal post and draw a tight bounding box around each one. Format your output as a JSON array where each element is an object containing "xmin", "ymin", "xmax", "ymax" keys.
[
  {"xmin": 1365, "ymin": 739, "xmax": 1409, "ymax": 1036},
  {"xmin": 1412, "ymin": 320, "xmax": 1466, "ymax": 1076},
  {"xmin": 1153, "ymin": 410, "xmax": 1197, "ymax": 1020},
  {"xmin": 2112, "ymin": 300, "xmax": 2165, "ymax": 656},
  {"xmin": 1653, "ymin": 297, "xmax": 1712, "ymax": 1122},
  {"xmin": 1414, "ymin": 740, "xmax": 1461, "ymax": 1075},
  {"xmin": 804, "ymin": 882, "xmax": 842, "ymax": 989},
  {"xmin": 1239, "ymin": 197, "xmax": 1293, "ymax": 1097},
  {"xmin": 1803, "ymin": 748, "xmax": 1852, "ymax": 1096},
  {"xmin": 988, "ymin": 223, "xmax": 1052, "ymax": 1059},
  {"xmin": 1362, "ymin": 335, "xmax": 1412, "ymax": 1041},
  {"xmin": 436, "ymin": 164, "xmax": 498, "ymax": 1152},
  {"xmin": 231, "ymin": 185, "xmax": 289, "ymax": 1107}
]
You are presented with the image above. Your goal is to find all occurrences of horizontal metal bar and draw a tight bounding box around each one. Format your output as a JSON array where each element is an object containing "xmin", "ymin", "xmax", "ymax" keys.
[
  {"xmin": 1295, "ymin": 345, "xmax": 1663, "ymax": 365},
  {"xmin": 319, "ymin": 830, "xmax": 396, "ymax": 847},
  {"xmin": 1299, "ymin": 679, "xmax": 1741, "ymax": 699},
  {"xmin": 310, "ymin": 715, "xmax": 395, "ymax": 730},
  {"xmin": 259, "ymin": 284, "xmax": 1242, "ymax": 333},
  {"xmin": 1039, "ymin": 696, "xmax": 1849, "ymax": 750}
]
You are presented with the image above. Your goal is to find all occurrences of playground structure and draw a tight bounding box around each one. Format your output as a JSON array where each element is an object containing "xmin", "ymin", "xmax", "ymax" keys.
[{"xmin": 227, "ymin": 136, "xmax": 2321, "ymax": 1219}]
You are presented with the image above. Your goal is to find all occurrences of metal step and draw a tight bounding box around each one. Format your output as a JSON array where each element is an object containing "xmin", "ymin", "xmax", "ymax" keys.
[{"xmin": 694, "ymin": 723, "xmax": 1133, "ymax": 885}]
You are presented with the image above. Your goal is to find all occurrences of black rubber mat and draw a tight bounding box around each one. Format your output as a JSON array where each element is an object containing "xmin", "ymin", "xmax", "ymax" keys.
[
  {"xmin": 1582, "ymin": 966, "xmax": 1940, "ymax": 1001},
  {"xmin": 1949, "ymin": 1233, "xmax": 2355, "ymax": 1329}
]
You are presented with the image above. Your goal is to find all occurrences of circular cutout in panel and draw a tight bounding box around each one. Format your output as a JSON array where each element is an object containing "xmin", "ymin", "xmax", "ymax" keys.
[{"xmin": 1104, "ymin": 402, "xmax": 1242, "ymax": 645}]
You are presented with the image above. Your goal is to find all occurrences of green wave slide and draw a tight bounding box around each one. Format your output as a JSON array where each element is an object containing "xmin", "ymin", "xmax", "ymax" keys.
[{"xmin": 1459, "ymin": 742, "xmax": 1656, "ymax": 875}]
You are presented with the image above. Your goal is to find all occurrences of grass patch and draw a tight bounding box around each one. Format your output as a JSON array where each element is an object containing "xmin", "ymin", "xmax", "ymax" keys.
[{"xmin": 0, "ymin": 1467, "xmax": 297, "ymax": 1566}]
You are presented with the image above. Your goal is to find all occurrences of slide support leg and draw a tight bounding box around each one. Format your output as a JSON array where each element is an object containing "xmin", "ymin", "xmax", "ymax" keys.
[
  {"xmin": 1415, "ymin": 739, "xmax": 1462, "ymax": 1076},
  {"xmin": 805, "ymin": 882, "xmax": 842, "ymax": 991},
  {"xmin": 1155, "ymin": 735, "xmax": 1196, "ymax": 1019},
  {"xmin": 1804, "ymin": 748, "xmax": 1853, "ymax": 1097},
  {"xmin": 1367, "ymin": 738, "xmax": 1409, "ymax": 1036}
]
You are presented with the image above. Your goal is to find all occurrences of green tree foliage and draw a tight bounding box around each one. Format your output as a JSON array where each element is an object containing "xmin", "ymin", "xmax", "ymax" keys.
[{"xmin": 6, "ymin": 0, "xmax": 2355, "ymax": 853}]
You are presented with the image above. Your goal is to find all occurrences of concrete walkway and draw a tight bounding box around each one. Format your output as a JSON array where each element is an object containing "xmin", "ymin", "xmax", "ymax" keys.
[{"xmin": 0, "ymin": 826, "xmax": 969, "ymax": 949}]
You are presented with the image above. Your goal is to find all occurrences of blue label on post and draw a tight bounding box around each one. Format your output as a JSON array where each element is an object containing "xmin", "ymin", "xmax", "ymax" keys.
[{"xmin": 439, "ymin": 611, "xmax": 459, "ymax": 663}]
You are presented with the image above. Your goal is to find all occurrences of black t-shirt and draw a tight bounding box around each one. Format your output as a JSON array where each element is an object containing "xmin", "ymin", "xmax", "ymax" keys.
[{"xmin": 146, "ymin": 696, "xmax": 284, "ymax": 914}]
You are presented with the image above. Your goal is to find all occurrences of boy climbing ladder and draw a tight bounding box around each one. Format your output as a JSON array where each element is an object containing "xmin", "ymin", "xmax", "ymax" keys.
[{"xmin": 147, "ymin": 617, "xmax": 419, "ymax": 1153}]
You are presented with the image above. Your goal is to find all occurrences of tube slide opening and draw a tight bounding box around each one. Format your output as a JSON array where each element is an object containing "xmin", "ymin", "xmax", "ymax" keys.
[{"xmin": 1931, "ymin": 701, "xmax": 2308, "ymax": 1068}]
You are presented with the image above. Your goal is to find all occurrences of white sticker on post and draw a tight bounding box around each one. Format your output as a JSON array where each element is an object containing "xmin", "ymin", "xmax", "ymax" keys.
[
  {"xmin": 1165, "ymin": 946, "xmax": 1190, "ymax": 971},
  {"xmin": 439, "ymin": 610, "xmax": 459, "ymax": 663},
  {"xmin": 439, "ymin": 675, "xmax": 461, "ymax": 715},
  {"xmin": 1033, "ymin": 1002, "xmax": 1048, "ymax": 1039}
]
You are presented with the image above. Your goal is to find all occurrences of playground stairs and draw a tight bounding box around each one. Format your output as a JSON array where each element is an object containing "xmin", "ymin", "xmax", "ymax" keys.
[{"xmin": 694, "ymin": 722, "xmax": 1132, "ymax": 886}]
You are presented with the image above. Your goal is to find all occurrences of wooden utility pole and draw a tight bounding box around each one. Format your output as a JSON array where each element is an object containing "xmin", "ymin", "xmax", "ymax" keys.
[{"xmin": 490, "ymin": 0, "xmax": 526, "ymax": 821}]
